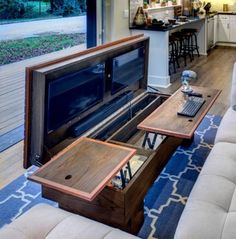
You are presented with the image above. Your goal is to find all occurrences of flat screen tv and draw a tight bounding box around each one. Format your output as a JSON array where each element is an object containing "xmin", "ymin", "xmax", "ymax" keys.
[
  {"xmin": 46, "ymin": 63, "xmax": 105, "ymax": 133},
  {"xmin": 111, "ymin": 47, "xmax": 144, "ymax": 95}
]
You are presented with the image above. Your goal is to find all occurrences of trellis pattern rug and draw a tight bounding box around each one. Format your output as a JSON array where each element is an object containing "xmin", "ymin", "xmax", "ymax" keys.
[{"xmin": 0, "ymin": 114, "xmax": 222, "ymax": 239}]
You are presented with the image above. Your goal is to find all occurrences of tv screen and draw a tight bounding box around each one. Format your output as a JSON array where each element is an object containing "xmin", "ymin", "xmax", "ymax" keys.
[
  {"xmin": 47, "ymin": 63, "xmax": 105, "ymax": 132},
  {"xmin": 111, "ymin": 47, "xmax": 144, "ymax": 95}
]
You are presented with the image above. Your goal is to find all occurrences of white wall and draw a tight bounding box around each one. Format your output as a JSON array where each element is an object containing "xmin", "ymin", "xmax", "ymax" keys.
[
  {"xmin": 210, "ymin": 0, "xmax": 236, "ymax": 11},
  {"xmin": 108, "ymin": 0, "xmax": 131, "ymax": 41}
]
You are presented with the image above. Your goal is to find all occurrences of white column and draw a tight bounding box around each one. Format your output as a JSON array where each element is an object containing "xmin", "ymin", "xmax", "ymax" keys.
[{"xmin": 131, "ymin": 30, "xmax": 171, "ymax": 88}]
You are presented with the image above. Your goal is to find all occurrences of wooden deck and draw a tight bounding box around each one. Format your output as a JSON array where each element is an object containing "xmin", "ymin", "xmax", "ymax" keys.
[
  {"xmin": 0, "ymin": 46, "xmax": 235, "ymax": 189},
  {"xmin": 0, "ymin": 44, "xmax": 86, "ymax": 136},
  {"xmin": 0, "ymin": 44, "xmax": 86, "ymax": 188}
]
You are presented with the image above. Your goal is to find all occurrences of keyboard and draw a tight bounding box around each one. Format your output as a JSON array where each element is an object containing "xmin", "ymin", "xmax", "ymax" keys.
[{"xmin": 177, "ymin": 96, "xmax": 205, "ymax": 117}]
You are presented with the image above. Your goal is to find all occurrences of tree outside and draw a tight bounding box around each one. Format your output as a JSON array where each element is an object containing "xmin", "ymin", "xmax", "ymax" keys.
[
  {"xmin": 0, "ymin": 0, "xmax": 87, "ymax": 65},
  {"xmin": 0, "ymin": 0, "xmax": 86, "ymax": 21}
]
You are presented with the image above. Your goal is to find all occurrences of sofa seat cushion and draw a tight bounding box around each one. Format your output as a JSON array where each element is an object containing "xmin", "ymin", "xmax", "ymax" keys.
[
  {"xmin": 0, "ymin": 204, "xmax": 140, "ymax": 239},
  {"xmin": 214, "ymin": 107, "xmax": 236, "ymax": 144},
  {"xmin": 174, "ymin": 142, "xmax": 236, "ymax": 239}
]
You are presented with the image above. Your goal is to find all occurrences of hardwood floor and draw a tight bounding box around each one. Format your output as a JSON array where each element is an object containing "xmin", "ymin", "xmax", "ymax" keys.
[
  {"xmin": 160, "ymin": 46, "xmax": 236, "ymax": 116},
  {"xmin": 0, "ymin": 46, "xmax": 235, "ymax": 189}
]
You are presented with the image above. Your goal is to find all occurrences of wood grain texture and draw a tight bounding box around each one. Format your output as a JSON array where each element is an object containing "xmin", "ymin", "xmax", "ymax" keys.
[
  {"xmin": 29, "ymin": 137, "xmax": 136, "ymax": 201},
  {"xmin": 138, "ymin": 86, "xmax": 221, "ymax": 139}
]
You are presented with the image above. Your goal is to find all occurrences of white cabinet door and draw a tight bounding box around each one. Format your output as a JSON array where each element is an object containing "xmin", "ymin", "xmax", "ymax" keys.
[
  {"xmin": 217, "ymin": 15, "xmax": 230, "ymax": 42},
  {"xmin": 207, "ymin": 17, "xmax": 214, "ymax": 49},
  {"xmin": 214, "ymin": 15, "xmax": 218, "ymax": 44},
  {"xmin": 229, "ymin": 16, "xmax": 236, "ymax": 42}
]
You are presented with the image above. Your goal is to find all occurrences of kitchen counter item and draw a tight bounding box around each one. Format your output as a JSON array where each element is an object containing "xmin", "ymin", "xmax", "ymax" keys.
[
  {"xmin": 130, "ymin": 16, "xmax": 205, "ymax": 32},
  {"xmin": 204, "ymin": 2, "xmax": 211, "ymax": 14},
  {"xmin": 223, "ymin": 4, "xmax": 229, "ymax": 12},
  {"xmin": 133, "ymin": 7, "xmax": 146, "ymax": 26},
  {"xmin": 152, "ymin": 19, "xmax": 165, "ymax": 26},
  {"xmin": 168, "ymin": 18, "xmax": 177, "ymax": 24},
  {"xmin": 178, "ymin": 16, "xmax": 188, "ymax": 22}
]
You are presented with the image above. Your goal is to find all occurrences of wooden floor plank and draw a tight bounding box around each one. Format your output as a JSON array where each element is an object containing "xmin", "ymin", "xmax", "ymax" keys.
[{"xmin": 0, "ymin": 141, "xmax": 25, "ymax": 189}]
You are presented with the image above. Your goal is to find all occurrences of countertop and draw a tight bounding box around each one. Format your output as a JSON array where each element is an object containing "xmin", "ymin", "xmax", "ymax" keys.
[
  {"xmin": 130, "ymin": 16, "xmax": 205, "ymax": 32},
  {"xmin": 130, "ymin": 11, "xmax": 236, "ymax": 32}
]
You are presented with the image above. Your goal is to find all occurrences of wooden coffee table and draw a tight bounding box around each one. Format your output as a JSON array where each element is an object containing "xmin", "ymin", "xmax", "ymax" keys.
[
  {"xmin": 28, "ymin": 86, "xmax": 220, "ymax": 234},
  {"xmin": 138, "ymin": 86, "xmax": 221, "ymax": 139}
]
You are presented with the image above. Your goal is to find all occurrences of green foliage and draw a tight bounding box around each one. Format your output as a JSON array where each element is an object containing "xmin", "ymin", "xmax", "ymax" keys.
[
  {"xmin": 0, "ymin": 0, "xmax": 85, "ymax": 19},
  {"xmin": 0, "ymin": 0, "xmax": 32, "ymax": 19},
  {"xmin": 50, "ymin": 0, "xmax": 86, "ymax": 17},
  {"xmin": 0, "ymin": 33, "xmax": 86, "ymax": 65}
]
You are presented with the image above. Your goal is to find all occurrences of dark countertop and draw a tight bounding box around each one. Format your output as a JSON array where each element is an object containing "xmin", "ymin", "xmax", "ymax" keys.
[{"xmin": 130, "ymin": 16, "xmax": 205, "ymax": 32}]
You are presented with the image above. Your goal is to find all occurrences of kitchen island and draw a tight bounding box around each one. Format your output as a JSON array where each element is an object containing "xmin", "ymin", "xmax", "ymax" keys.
[{"xmin": 130, "ymin": 16, "xmax": 207, "ymax": 88}]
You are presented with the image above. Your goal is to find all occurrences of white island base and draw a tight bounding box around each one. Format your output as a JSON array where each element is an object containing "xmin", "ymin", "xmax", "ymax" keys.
[{"xmin": 131, "ymin": 18, "xmax": 207, "ymax": 88}]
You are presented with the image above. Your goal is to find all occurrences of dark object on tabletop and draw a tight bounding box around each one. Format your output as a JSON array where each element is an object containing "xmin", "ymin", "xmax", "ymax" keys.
[
  {"xmin": 152, "ymin": 19, "xmax": 164, "ymax": 26},
  {"xmin": 178, "ymin": 16, "xmax": 188, "ymax": 22},
  {"xmin": 168, "ymin": 18, "xmax": 176, "ymax": 25},
  {"xmin": 204, "ymin": 2, "xmax": 211, "ymax": 14}
]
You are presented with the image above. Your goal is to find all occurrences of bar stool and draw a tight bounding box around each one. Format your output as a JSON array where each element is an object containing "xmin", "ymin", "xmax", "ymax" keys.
[
  {"xmin": 181, "ymin": 28, "xmax": 200, "ymax": 59},
  {"xmin": 171, "ymin": 31, "xmax": 192, "ymax": 67},
  {"xmin": 169, "ymin": 35, "xmax": 180, "ymax": 74}
]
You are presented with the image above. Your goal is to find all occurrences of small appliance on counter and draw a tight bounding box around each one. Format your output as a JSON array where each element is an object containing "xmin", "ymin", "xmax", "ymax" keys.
[
  {"xmin": 223, "ymin": 4, "xmax": 229, "ymax": 12},
  {"xmin": 204, "ymin": 2, "xmax": 211, "ymax": 14}
]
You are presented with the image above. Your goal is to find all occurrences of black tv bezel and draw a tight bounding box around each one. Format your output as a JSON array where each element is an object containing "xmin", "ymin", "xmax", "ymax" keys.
[
  {"xmin": 110, "ymin": 46, "xmax": 145, "ymax": 95},
  {"xmin": 45, "ymin": 62, "xmax": 106, "ymax": 134}
]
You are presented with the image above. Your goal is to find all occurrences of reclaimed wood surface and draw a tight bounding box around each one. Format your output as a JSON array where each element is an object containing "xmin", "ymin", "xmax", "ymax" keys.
[
  {"xmin": 138, "ymin": 86, "xmax": 221, "ymax": 139},
  {"xmin": 29, "ymin": 137, "xmax": 136, "ymax": 201}
]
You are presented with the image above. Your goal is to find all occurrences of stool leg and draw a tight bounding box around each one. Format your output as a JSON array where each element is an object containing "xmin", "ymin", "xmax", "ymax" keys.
[
  {"xmin": 182, "ymin": 38, "xmax": 187, "ymax": 66},
  {"xmin": 194, "ymin": 33, "xmax": 200, "ymax": 57},
  {"xmin": 190, "ymin": 34, "xmax": 195, "ymax": 60},
  {"xmin": 172, "ymin": 43, "xmax": 176, "ymax": 73},
  {"xmin": 187, "ymin": 36, "xmax": 193, "ymax": 62},
  {"xmin": 174, "ymin": 41, "xmax": 180, "ymax": 68}
]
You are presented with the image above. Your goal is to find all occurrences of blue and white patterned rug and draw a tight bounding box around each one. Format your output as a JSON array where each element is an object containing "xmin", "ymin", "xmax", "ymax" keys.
[{"xmin": 0, "ymin": 114, "xmax": 222, "ymax": 239}]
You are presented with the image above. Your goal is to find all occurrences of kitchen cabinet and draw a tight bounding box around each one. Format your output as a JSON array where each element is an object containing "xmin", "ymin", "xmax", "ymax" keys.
[
  {"xmin": 207, "ymin": 16, "xmax": 214, "ymax": 49},
  {"xmin": 217, "ymin": 15, "xmax": 230, "ymax": 42},
  {"xmin": 229, "ymin": 15, "xmax": 236, "ymax": 42}
]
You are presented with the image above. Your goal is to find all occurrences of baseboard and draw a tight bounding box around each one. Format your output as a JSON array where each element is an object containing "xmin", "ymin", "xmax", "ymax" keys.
[
  {"xmin": 148, "ymin": 75, "xmax": 171, "ymax": 88},
  {"xmin": 216, "ymin": 42, "xmax": 236, "ymax": 47}
]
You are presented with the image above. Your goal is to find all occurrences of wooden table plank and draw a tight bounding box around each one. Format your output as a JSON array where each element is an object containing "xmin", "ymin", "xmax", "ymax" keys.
[
  {"xmin": 29, "ymin": 137, "xmax": 136, "ymax": 201},
  {"xmin": 138, "ymin": 86, "xmax": 221, "ymax": 139}
]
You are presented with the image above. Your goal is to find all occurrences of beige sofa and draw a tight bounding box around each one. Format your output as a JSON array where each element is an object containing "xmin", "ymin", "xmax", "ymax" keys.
[
  {"xmin": 0, "ymin": 204, "xmax": 140, "ymax": 239},
  {"xmin": 174, "ymin": 63, "xmax": 236, "ymax": 239}
]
